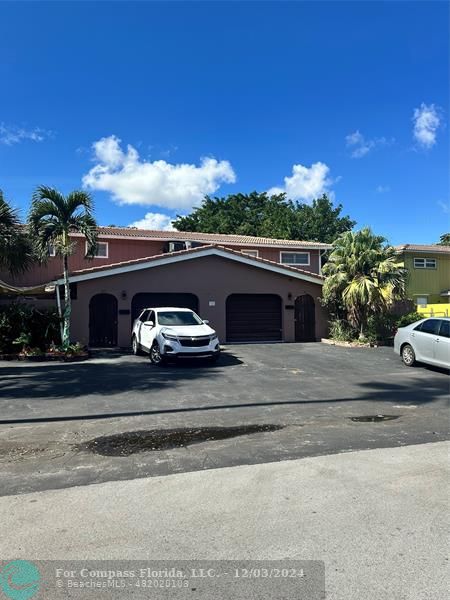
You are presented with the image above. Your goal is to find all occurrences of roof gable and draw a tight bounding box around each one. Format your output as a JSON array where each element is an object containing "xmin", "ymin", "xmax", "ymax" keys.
[{"xmin": 54, "ymin": 245, "xmax": 324, "ymax": 286}]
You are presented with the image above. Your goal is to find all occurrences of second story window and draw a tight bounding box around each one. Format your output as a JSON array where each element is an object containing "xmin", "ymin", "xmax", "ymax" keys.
[
  {"xmin": 87, "ymin": 241, "xmax": 109, "ymax": 258},
  {"xmin": 48, "ymin": 244, "xmax": 56, "ymax": 257},
  {"xmin": 414, "ymin": 257, "xmax": 436, "ymax": 269},
  {"xmin": 240, "ymin": 249, "xmax": 259, "ymax": 257},
  {"xmin": 280, "ymin": 252, "xmax": 310, "ymax": 266}
]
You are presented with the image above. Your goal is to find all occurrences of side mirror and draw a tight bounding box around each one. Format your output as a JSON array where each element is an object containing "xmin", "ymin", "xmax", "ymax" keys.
[
  {"xmin": 203, "ymin": 319, "xmax": 209, "ymax": 325},
  {"xmin": 143, "ymin": 320, "xmax": 154, "ymax": 327}
]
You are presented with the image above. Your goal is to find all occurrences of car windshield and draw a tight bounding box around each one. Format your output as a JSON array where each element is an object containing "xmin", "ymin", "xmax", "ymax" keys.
[{"xmin": 157, "ymin": 311, "xmax": 203, "ymax": 326}]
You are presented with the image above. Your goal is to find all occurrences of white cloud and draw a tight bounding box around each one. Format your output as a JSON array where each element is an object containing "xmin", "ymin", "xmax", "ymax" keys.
[
  {"xmin": 129, "ymin": 212, "xmax": 176, "ymax": 231},
  {"xmin": 413, "ymin": 103, "xmax": 441, "ymax": 149},
  {"xmin": 82, "ymin": 135, "xmax": 236, "ymax": 210},
  {"xmin": 376, "ymin": 185, "xmax": 390, "ymax": 193},
  {"xmin": 0, "ymin": 123, "xmax": 53, "ymax": 145},
  {"xmin": 267, "ymin": 162, "xmax": 333, "ymax": 202},
  {"xmin": 345, "ymin": 130, "xmax": 392, "ymax": 158},
  {"xmin": 437, "ymin": 200, "xmax": 449, "ymax": 215}
]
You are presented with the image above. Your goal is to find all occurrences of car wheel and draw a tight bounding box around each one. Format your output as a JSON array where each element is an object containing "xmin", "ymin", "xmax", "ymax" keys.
[
  {"xmin": 150, "ymin": 342, "xmax": 165, "ymax": 365},
  {"xmin": 209, "ymin": 353, "xmax": 220, "ymax": 364},
  {"xmin": 401, "ymin": 344, "xmax": 416, "ymax": 367},
  {"xmin": 132, "ymin": 336, "xmax": 143, "ymax": 356}
]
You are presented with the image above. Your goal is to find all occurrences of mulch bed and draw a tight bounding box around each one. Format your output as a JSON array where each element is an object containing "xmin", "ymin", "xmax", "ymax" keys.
[{"xmin": 0, "ymin": 352, "xmax": 90, "ymax": 362}]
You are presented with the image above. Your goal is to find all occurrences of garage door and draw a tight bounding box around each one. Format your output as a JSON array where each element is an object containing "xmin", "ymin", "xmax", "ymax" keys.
[
  {"xmin": 131, "ymin": 293, "xmax": 199, "ymax": 323},
  {"xmin": 226, "ymin": 294, "xmax": 282, "ymax": 342}
]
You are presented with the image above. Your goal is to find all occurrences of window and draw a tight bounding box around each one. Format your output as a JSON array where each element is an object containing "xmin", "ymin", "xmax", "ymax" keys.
[
  {"xmin": 48, "ymin": 244, "xmax": 56, "ymax": 257},
  {"xmin": 414, "ymin": 319, "xmax": 441, "ymax": 335},
  {"xmin": 439, "ymin": 320, "xmax": 450, "ymax": 338},
  {"xmin": 157, "ymin": 311, "xmax": 202, "ymax": 326},
  {"xmin": 414, "ymin": 257, "xmax": 436, "ymax": 269},
  {"xmin": 280, "ymin": 252, "xmax": 310, "ymax": 266},
  {"xmin": 415, "ymin": 296, "xmax": 428, "ymax": 307},
  {"xmin": 87, "ymin": 241, "xmax": 109, "ymax": 258},
  {"xmin": 240, "ymin": 249, "xmax": 259, "ymax": 258},
  {"xmin": 139, "ymin": 310, "xmax": 150, "ymax": 322}
]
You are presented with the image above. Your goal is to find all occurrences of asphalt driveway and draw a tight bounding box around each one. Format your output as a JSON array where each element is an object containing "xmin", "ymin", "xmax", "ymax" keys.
[{"xmin": 0, "ymin": 343, "xmax": 448, "ymax": 495}]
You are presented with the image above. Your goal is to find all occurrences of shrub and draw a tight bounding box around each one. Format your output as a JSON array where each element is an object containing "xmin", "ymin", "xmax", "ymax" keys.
[
  {"xmin": 328, "ymin": 319, "xmax": 358, "ymax": 342},
  {"xmin": 0, "ymin": 303, "xmax": 61, "ymax": 354},
  {"xmin": 396, "ymin": 311, "xmax": 422, "ymax": 328}
]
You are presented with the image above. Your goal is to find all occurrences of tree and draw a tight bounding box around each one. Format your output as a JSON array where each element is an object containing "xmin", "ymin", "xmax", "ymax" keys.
[
  {"xmin": 28, "ymin": 186, "xmax": 98, "ymax": 347},
  {"xmin": 0, "ymin": 190, "xmax": 34, "ymax": 275},
  {"xmin": 322, "ymin": 228, "xmax": 407, "ymax": 339},
  {"xmin": 437, "ymin": 233, "xmax": 450, "ymax": 245},
  {"xmin": 173, "ymin": 192, "xmax": 355, "ymax": 243}
]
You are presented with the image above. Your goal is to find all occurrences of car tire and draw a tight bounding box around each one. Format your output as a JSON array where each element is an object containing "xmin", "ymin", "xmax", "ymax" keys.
[
  {"xmin": 209, "ymin": 353, "xmax": 220, "ymax": 364},
  {"xmin": 132, "ymin": 336, "xmax": 143, "ymax": 356},
  {"xmin": 401, "ymin": 344, "xmax": 416, "ymax": 367},
  {"xmin": 150, "ymin": 341, "xmax": 166, "ymax": 366}
]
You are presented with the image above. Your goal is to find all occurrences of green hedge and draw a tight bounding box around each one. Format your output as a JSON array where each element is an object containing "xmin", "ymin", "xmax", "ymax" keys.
[{"xmin": 0, "ymin": 303, "xmax": 61, "ymax": 353}]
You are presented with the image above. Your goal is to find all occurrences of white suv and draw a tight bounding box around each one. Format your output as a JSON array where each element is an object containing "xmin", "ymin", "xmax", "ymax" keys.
[{"xmin": 132, "ymin": 307, "xmax": 220, "ymax": 365}]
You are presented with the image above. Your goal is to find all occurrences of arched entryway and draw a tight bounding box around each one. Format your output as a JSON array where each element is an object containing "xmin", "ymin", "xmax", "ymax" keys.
[
  {"xmin": 89, "ymin": 293, "xmax": 118, "ymax": 347},
  {"xmin": 295, "ymin": 294, "xmax": 316, "ymax": 342}
]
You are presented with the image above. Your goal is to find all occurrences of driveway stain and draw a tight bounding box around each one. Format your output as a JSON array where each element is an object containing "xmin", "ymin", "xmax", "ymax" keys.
[
  {"xmin": 349, "ymin": 415, "xmax": 401, "ymax": 423},
  {"xmin": 80, "ymin": 425, "xmax": 284, "ymax": 457}
]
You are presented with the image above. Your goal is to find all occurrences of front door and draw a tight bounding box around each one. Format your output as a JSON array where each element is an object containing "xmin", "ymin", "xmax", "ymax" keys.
[
  {"xmin": 89, "ymin": 293, "xmax": 118, "ymax": 347},
  {"xmin": 295, "ymin": 294, "xmax": 316, "ymax": 342}
]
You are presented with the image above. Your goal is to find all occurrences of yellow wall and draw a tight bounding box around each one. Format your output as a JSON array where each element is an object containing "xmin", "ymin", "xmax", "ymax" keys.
[
  {"xmin": 402, "ymin": 251, "xmax": 450, "ymax": 304},
  {"xmin": 417, "ymin": 303, "xmax": 450, "ymax": 317}
]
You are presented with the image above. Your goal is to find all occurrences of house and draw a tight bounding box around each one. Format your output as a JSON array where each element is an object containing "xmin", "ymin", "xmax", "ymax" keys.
[
  {"xmin": 1, "ymin": 228, "xmax": 332, "ymax": 346},
  {"xmin": 396, "ymin": 244, "xmax": 450, "ymax": 316}
]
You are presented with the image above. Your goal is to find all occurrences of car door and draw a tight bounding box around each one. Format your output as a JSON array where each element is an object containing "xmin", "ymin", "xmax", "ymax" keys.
[
  {"xmin": 140, "ymin": 310, "xmax": 156, "ymax": 350},
  {"xmin": 434, "ymin": 320, "xmax": 450, "ymax": 368},
  {"xmin": 412, "ymin": 319, "xmax": 441, "ymax": 363},
  {"xmin": 134, "ymin": 310, "xmax": 149, "ymax": 346}
]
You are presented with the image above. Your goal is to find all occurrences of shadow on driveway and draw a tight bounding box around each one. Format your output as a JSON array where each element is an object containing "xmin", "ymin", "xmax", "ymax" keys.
[{"xmin": 0, "ymin": 378, "xmax": 447, "ymax": 425}]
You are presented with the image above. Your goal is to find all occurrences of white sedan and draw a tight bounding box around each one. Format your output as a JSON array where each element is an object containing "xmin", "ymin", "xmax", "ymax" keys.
[
  {"xmin": 394, "ymin": 317, "xmax": 449, "ymax": 369},
  {"xmin": 132, "ymin": 307, "xmax": 220, "ymax": 365}
]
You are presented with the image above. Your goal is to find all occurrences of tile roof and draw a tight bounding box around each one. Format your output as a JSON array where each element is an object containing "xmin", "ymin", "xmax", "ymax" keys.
[
  {"xmin": 61, "ymin": 244, "xmax": 325, "ymax": 281},
  {"xmin": 85, "ymin": 226, "xmax": 332, "ymax": 248},
  {"xmin": 395, "ymin": 244, "xmax": 450, "ymax": 253}
]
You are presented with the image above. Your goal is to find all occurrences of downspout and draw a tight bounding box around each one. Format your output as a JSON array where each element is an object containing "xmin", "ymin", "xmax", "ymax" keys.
[
  {"xmin": 319, "ymin": 250, "xmax": 325, "ymax": 276},
  {"xmin": 55, "ymin": 283, "xmax": 64, "ymax": 344}
]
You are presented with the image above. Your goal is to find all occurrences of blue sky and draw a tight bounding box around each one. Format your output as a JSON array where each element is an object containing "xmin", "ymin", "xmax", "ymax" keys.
[{"xmin": 0, "ymin": 1, "xmax": 448, "ymax": 244}]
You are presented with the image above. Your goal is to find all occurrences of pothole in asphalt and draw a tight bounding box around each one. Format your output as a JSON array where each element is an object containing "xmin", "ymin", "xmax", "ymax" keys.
[
  {"xmin": 349, "ymin": 415, "xmax": 400, "ymax": 423},
  {"xmin": 81, "ymin": 425, "xmax": 284, "ymax": 457}
]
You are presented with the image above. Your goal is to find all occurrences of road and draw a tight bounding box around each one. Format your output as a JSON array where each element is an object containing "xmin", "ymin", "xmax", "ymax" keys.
[{"xmin": 0, "ymin": 442, "xmax": 447, "ymax": 600}]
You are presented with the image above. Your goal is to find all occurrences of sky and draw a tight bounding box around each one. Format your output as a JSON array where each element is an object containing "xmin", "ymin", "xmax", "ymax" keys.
[{"xmin": 0, "ymin": 0, "xmax": 448, "ymax": 245}]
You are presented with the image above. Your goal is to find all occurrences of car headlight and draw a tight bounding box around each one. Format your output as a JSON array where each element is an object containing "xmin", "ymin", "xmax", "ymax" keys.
[
  {"xmin": 209, "ymin": 333, "xmax": 218, "ymax": 342},
  {"xmin": 161, "ymin": 331, "xmax": 179, "ymax": 341}
]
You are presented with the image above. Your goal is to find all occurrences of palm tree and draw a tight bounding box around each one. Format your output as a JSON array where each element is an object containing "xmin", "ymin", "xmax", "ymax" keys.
[
  {"xmin": 29, "ymin": 186, "xmax": 98, "ymax": 347},
  {"xmin": 322, "ymin": 227, "xmax": 407, "ymax": 338},
  {"xmin": 0, "ymin": 190, "xmax": 34, "ymax": 275}
]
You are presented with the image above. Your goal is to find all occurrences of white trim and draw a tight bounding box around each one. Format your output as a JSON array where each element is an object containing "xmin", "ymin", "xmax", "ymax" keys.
[
  {"xmin": 69, "ymin": 232, "xmax": 332, "ymax": 250},
  {"xmin": 413, "ymin": 257, "xmax": 437, "ymax": 269},
  {"xmin": 53, "ymin": 247, "xmax": 324, "ymax": 286},
  {"xmin": 86, "ymin": 240, "xmax": 109, "ymax": 258},
  {"xmin": 240, "ymin": 249, "xmax": 259, "ymax": 258},
  {"xmin": 279, "ymin": 251, "xmax": 310, "ymax": 266}
]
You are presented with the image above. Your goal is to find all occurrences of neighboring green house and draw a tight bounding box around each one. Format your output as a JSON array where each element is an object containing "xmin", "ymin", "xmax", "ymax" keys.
[{"xmin": 396, "ymin": 244, "xmax": 450, "ymax": 314}]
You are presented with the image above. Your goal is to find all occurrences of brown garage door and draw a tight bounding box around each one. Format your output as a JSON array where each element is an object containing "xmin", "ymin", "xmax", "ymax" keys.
[
  {"xmin": 226, "ymin": 294, "xmax": 282, "ymax": 342},
  {"xmin": 131, "ymin": 293, "xmax": 199, "ymax": 323}
]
